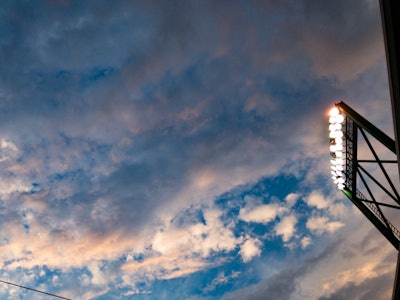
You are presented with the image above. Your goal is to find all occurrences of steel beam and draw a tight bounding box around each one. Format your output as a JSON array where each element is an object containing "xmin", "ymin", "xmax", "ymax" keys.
[
  {"xmin": 380, "ymin": 0, "xmax": 400, "ymax": 184},
  {"xmin": 336, "ymin": 101, "xmax": 396, "ymax": 153},
  {"xmin": 379, "ymin": 2, "xmax": 400, "ymax": 298}
]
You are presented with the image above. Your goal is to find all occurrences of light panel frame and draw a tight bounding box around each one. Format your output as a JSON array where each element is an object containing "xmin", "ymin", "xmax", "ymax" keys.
[{"xmin": 328, "ymin": 107, "xmax": 346, "ymax": 190}]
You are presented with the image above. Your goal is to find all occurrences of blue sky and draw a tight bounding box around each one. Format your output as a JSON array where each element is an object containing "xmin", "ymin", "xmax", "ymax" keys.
[{"xmin": 0, "ymin": 0, "xmax": 398, "ymax": 299}]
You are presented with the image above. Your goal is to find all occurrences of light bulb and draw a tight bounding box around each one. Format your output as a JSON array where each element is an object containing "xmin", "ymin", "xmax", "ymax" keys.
[
  {"xmin": 336, "ymin": 158, "xmax": 344, "ymax": 165},
  {"xmin": 329, "ymin": 116, "xmax": 337, "ymax": 124},
  {"xmin": 334, "ymin": 131, "xmax": 343, "ymax": 138},
  {"xmin": 329, "ymin": 107, "xmax": 339, "ymax": 116},
  {"xmin": 335, "ymin": 151, "xmax": 343, "ymax": 158}
]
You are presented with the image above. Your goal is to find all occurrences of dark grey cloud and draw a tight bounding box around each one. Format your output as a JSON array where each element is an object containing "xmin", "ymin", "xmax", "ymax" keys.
[
  {"xmin": 222, "ymin": 241, "xmax": 341, "ymax": 300},
  {"xmin": 0, "ymin": 0, "xmax": 385, "ymax": 138},
  {"xmin": 281, "ymin": 0, "xmax": 383, "ymax": 80},
  {"xmin": 318, "ymin": 272, "xmax": 393, "ymax": 300}
]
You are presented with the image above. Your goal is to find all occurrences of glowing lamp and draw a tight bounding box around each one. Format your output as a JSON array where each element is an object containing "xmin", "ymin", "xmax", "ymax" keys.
[
  {"xmin": 328, "ymin": 105, "xmax": 346, "ymax": 190},
  {"xmin": 329, "ymin": 116, "xmax": 337, "ymax": 124},
  {"xmin": 336, "ymin": 115, "xmax": 344, "ymax": 123},
  {"xmin": 329, "ymin": 107, "xmax": 339, "ymax": 116},
  {"xmin": 336, "ymin": 158, "xmax": 344, "ymax": 165}
]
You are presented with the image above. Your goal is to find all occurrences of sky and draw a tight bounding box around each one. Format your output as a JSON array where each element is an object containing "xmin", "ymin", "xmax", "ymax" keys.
[{"xmin": 0, "ymin": 0, "xmax": 398, "ymax": 299}]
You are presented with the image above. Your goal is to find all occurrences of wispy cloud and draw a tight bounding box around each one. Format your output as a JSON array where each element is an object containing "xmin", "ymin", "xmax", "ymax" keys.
[{"xmin": 0, "ymin": 0, "xmax": 394, "ymax": 298}]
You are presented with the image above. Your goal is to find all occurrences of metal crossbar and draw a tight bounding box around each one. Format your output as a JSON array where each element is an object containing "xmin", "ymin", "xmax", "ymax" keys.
[{"xmin": 356, "ymin": 188, "xmax": 400, "ymax": 241}]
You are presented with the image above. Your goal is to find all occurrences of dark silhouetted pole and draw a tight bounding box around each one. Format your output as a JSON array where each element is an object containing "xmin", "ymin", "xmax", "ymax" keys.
[{"xmin": 379, "ymin": 1, "xmax": 400, "ymax": 299}]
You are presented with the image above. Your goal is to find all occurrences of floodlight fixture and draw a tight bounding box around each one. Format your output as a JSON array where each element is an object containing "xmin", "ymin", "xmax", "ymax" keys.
[
  {"xmin": 328, "ymin": 101, "xmax": 400, "ymax": 299},
  {"xmin": 328, "ymin": 107, "xmax": 346, "ymax": 190},
  {"xmin": 328, "ymin": 101, "xmax": 400, "ymax": 246}
]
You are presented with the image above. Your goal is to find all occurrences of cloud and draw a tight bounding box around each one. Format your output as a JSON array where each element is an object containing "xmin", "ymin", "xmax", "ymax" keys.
[
  {"xmin": 285, "ymin": 193, "xmax": 300, "ymax": 208},
  {"xmin": 239, "ymin": 237, "xmax": 262, "ymax": 262},
  {"xmin": 223, "ymin": 218, "xmax": 397, "ymax": 300},
  {"xmin": 306, "ymin": 216, "xmax": 345, "ymax": 235},
  {"xmin": 318, "ymin": 271, "xmax": 393, "ymax": 300},
  {"xmin": 318, "ymin": 262, "xmax": 391, "ymax": 299},
  {"xmin": 222, "ymin": 266, "xmax": 301, "ymax": 300},
  {"xmin": 301, "ymin": 236, "xmax": 312, "ymax": 249},
  {"xmin": 305, "ymin": 190, "xmax": 331, "ymax": 210},
  {"xmin": 289, "ymin": 0, "xmax": 383, "ymax": 81},
  {"xmin": 275, "ymin": 215, "xmax": 297, "ymax": 242},
  {"xmin": 221, "ymin": 243, "xmax": 341, "ymax": 300},
  {"xmin": 121, "ymin": 206, "xmax": 243, "ymax": 281},
  {"xmin": 296, "ymin": 216, "xmax": 397, "ymax": 300},
  {"xmin": 328, "ymin": 202, "xmax": 348, "ymax": 218},
  {"xmin": 0, "ymin": 0, "xmax": 393, "ymax": 298},
  {"xmin": 0, "ymin": 178, "xmax": 32, "ymax": 198},
  {"xmin": 239, "ymin": 204, "xmax": 283, "ymax": 224},
  {"xmin": 203, "ymin": 271, "xmax": 241, "ymax": 293},
  {"xmin": 0, "ymin": 138, "xmax": 18, "ymax": 163},
  {"xmin": 0, "ymin": 139, "xmax": 17, "ymax": 151}
]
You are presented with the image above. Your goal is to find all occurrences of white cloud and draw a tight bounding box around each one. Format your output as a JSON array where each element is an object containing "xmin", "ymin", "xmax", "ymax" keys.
[
  {"xmin": 0, "ymin": 139, "xmax": 17, "ymax": 151},
  {"xmin": 0, "ymin": 139, "xmax": 18, "ymax": 164},
  {"xmin": 300, "ymin": 236, "xmax": 312, "ymax": 249},
  {"xmin": 122, "ymin": 254, "xmax": 207, "ymax": 281},
  {"xmin": 123, "ymin": 207, "xmax": 242, "ymax": 280},
  {"xmin": 88, "ymin": 262, "xmax": 108, "ymax": 286},
  {"xmin": 285, "ymin": 193, "xmax": 300, "ymax": 208},
  {"xmin": 239, "ymin": 237, "xmax": 262, "ymax": 262},
  {"xmin": 306, "ymin": 216, "xmax": 345, "ymax": 235},
  {"xmin": 275, "ymin": 215, "xmax": 297, "ymax": 242},
  {"xmin": 0, "ymin": 178, "xmax": 31, "ymax": 198},
  {"xmin": 305, "ymin": 191, "xmax": 331, "ymax": 210},
  {"xmin": 239, "ymin": 204, "xmax": 284, "ymax": 224},
  {"xmin": 152, "ymin": 221, "xmax": 235, "ymax": 259}
]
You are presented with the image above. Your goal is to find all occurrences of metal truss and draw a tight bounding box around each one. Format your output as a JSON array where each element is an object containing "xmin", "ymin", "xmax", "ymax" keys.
[{"xmin": 336, "ymin": 101, "xmax": 400, "ymax": 250}]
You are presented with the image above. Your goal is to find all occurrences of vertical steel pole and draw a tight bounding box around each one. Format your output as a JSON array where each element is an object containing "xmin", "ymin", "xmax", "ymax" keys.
[
  {"xmin": 394, "ymin": 250, "xmax": 400, "ymax": 300},
  {"xmin": 379, "ymin": 1, "xmax": 400, "ymax": 299},
  {"xmin": 379, "ymin": 0, "xmax": 400, "ymax": 181}
]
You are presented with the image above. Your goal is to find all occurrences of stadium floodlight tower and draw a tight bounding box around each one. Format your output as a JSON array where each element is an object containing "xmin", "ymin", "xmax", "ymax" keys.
[{"xmin": 328, "ymin": 101, "xmax": 400, "ymax": 299}]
